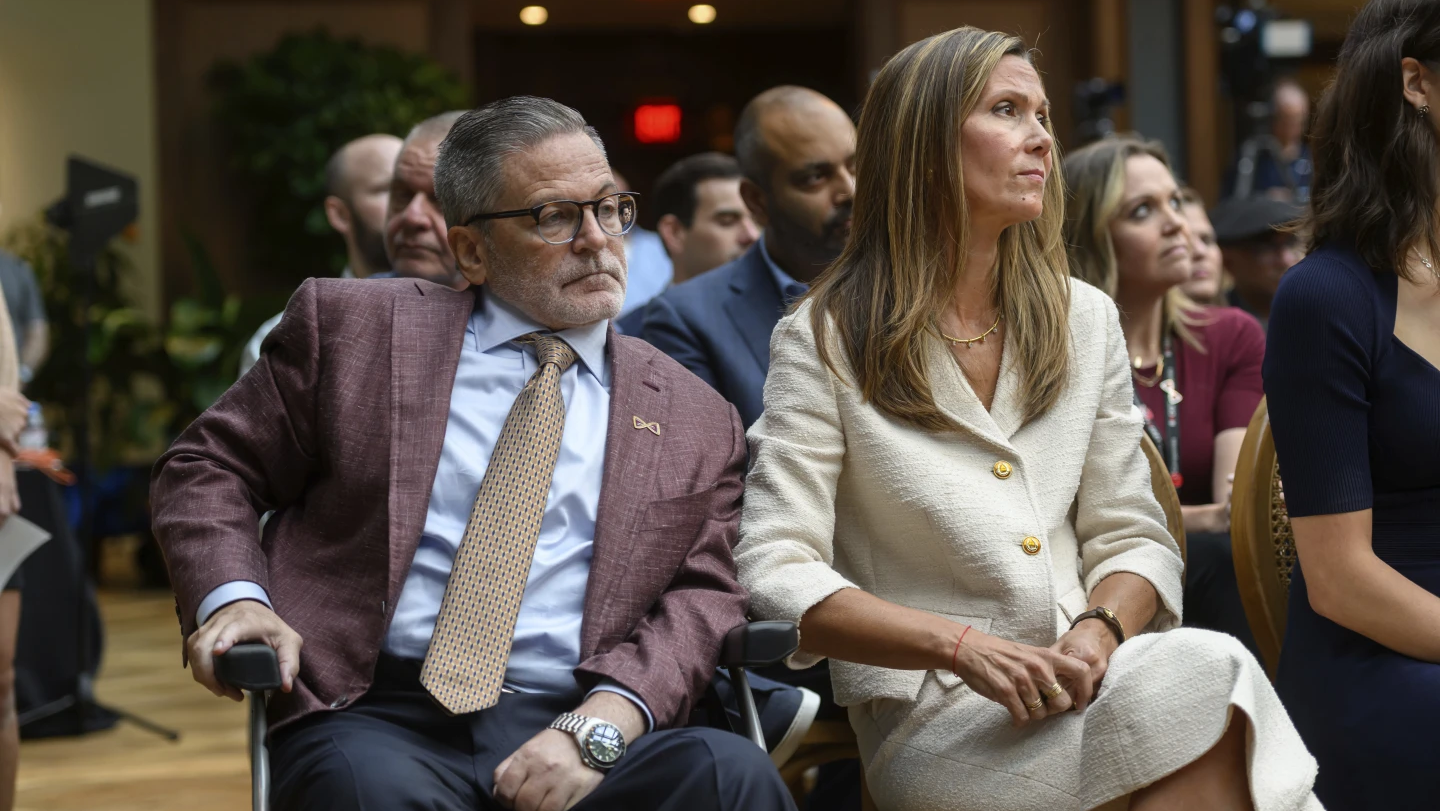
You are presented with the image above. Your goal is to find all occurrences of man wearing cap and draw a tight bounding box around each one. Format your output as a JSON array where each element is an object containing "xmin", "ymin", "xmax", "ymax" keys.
[{"xmin": 1210, "ymin": 197, "xmax": 1304, "ymax": 331}]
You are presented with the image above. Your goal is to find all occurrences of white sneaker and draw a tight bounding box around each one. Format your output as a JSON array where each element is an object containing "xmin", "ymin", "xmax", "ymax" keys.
[{"xmin": 769, "ymin": 686, "xmax": 821, "ymax": 768}]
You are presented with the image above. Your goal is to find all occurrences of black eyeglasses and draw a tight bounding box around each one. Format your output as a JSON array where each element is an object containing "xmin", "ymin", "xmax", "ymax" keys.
[{"xmin": 463, "ymin": 192, "xmax": 639, "ymax": 245}]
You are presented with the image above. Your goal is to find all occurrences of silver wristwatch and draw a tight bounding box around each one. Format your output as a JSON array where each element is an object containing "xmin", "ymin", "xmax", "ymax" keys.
[{"xmin": 549, "ymin": 712, "xmax": 626, "ymax": 771}]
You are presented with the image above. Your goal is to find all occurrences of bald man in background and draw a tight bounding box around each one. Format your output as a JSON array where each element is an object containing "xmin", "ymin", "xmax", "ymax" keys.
[
  {"xmin": 637, "ymin": 86, "xmax": 856, "ymax": 429},
  {"xmin": 327, "ymin": 134, "xmax": 404, "ymax": 279}
]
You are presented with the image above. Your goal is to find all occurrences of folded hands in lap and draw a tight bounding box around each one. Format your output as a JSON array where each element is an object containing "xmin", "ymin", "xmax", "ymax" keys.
[
  {"xmin": 953, "ymin": 622, "xmax": 1119, "ymax": 727},
  {"xmin": 953, "ymin": 630, "xmax": 1092, "ymax": 726}
]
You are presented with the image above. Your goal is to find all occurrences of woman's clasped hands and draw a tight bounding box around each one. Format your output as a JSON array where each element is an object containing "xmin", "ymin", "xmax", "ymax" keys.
[{"xmin": 950, "ymin": 625, "xmax": 1114, "ymax": 727}]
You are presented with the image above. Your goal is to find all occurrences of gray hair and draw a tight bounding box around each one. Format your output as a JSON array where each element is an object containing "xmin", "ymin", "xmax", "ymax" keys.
[{"xmin": 434, "ymin": 96, "xmax": 606, "ymax": 228}]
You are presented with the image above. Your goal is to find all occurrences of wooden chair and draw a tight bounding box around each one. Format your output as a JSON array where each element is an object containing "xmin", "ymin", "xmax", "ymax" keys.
[
  {"xmin": 1141, "ymin": 433, "xmax": 1187, "ymax": 565},
  {"xmin": 778, "ymin": 437, "xmax": 1184, "ymax": 810},
  {"xmin": 1229, "ymin": 397, "xmax": 1296, "ymax": 678}
]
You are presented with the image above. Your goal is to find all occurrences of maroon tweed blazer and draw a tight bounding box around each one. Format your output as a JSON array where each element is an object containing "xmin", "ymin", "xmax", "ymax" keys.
[{"xmin": 150, "ymin": 277, "xmax": 750, "ymax": 731}]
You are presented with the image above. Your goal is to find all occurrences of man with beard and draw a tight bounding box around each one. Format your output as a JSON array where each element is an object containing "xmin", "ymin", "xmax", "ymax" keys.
[
  {"xmin": 637, "ymin": 86, "xmax": 855, "ymax": 429},
  {"xmin": 152, "ymin": 96, "xmax": 793, "ymax": 811},
  {"xmin": 638, "ymin": 85, "xmax": 861, "ymax": 810},
  {"xmin": 241, "ymin": 116, "xmax": 466, "ymax": 377}
]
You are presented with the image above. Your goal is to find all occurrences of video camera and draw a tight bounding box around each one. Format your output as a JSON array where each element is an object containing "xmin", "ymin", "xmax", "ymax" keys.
[{"xmin": 44, "ymin": 156, "xmax": 138, "ymax": 267}]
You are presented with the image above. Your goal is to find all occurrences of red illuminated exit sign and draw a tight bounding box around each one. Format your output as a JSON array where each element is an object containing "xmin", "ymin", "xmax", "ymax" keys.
[{"xmin": 634, "ymin": 102, "xmax": 681, "ymax": 144}]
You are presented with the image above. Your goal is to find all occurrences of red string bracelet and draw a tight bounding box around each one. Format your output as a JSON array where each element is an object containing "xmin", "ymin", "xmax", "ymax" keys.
[{"xmin": 950, "ymin": 625, "xmax": 973, "ymax": 673}]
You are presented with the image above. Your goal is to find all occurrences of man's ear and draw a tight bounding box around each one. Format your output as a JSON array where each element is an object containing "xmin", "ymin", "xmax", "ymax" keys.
[
  {"xmin": 1402, "ymin": 57, "xmax": 1433, "ymax": 113},
  {"xmin": 739, "ymin": 178, "xmax": 770, "ymax": 230},
  {"xmin": 447, "ymin": 225, "xmax": 488, "ymax": 287},
  {"xmin": 656, "ymin": 214, "xmax": 686, "ymax": 260},
  {"xmin": 324, "ymin": 196, "xmax": 352, "ymax": 236}
]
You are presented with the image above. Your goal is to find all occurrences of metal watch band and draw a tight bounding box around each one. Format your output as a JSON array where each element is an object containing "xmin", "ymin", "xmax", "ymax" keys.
[
  {"xmin": 1070, "ymin": 606, "xmax": 1126, "ymax": 646},
  {"xmin": 549, "ymin": 711, "xmax": 588, "ymax": 735}
]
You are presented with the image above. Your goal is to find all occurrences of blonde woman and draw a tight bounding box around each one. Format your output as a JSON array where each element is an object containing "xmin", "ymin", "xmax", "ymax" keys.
[
  {"xmin": 1064, "ymin": 138, "xmax": 1265, "ymax": 657},
  {"xmin": 734, "ymin": 28, "xmax": 1319, "ymax": 811}
]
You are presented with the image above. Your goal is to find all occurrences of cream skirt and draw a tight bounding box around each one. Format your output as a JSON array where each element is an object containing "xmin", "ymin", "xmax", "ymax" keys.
[{"xmin": 848, "ymin": 628, "xmax": 1324, "ymax": 811}]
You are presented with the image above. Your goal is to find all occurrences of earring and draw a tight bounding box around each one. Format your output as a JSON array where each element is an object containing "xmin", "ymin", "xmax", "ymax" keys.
[{"xmin": 1422, "ymin": 105, "xmax": 1432, "ymax": 117}]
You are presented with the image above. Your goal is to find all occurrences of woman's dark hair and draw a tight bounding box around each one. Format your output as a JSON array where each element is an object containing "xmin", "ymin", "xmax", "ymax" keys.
[{"xmin": 1303, "ymin": 0, "xmax": 1440, "ymax": 278}]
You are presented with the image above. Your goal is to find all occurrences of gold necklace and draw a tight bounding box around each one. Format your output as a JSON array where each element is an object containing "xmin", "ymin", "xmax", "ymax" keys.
[
  {"xmin": 1132, "ymin": 353, "xmax": 1162, "ymax": 387},
  {"xmin": 940, "ymin": 312, "xmax": 1003, "ymax": 348}
]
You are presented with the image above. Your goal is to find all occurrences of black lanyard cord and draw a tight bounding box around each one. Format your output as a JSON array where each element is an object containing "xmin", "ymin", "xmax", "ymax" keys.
[{"xmin": 1135, "ymin": 334, "xmax": 1182, "ymax": 489}]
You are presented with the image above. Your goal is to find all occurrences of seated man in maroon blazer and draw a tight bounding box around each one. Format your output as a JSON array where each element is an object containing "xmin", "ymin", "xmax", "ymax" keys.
[{"xmin": 150, "ymin": 96, "xmax": 794, "ymax": 811}]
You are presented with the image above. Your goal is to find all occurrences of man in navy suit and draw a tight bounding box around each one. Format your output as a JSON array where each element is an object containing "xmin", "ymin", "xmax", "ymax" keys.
[
  {"xmin": 637, "ymin": 86, "xmax": 861, "ymax": 810},
  {"xmin": 636, "ymin": 86, "xmax": 856, "ymax": 428}
]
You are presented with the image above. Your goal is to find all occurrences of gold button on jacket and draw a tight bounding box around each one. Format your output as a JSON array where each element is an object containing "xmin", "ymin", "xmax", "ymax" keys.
[
  {"xmin": 1021, "ymin": 536, "xmax": 1042, "ymax": 555},
  {"xmin": 992, "ymin": 460, "xmax": 1013, "ymax": 479}
]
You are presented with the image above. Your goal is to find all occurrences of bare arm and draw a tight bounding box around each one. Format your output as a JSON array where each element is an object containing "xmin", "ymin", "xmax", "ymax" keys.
[
  {"xmin": 1181, "ymin": 427, "xmax": 1245, "ymax": 533},
  {"xmin": 1293, "ymin": 510, "xmax": 1440, "ymax": 662}
]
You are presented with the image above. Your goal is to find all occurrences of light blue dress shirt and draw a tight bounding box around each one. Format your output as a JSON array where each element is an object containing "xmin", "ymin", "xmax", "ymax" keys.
[
  {"xmin": 198, "ymin": 286, "xmax": 652, "ymax": 727},
  {"xmin": 618, "ymin": 226, "xmax": 673, "ymax": 317},
  {"xmin": 757, "ymin": 235, "xmax": 809, "ymax": 302}
]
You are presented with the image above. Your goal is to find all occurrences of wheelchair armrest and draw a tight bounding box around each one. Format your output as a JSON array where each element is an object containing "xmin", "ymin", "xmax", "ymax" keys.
[
  {"xmin": 719, "ymin": 621, "xmax": 799, "ymax": 668},
  {"xmin": 215, "ymin": 643, "xmax": 283, "ymax": 692}
]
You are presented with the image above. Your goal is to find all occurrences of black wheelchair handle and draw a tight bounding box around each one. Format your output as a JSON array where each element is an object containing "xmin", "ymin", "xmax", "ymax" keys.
[
  {"xmin": 215, "ymin": 642, "xmax": 284, "ymax": 692},
  {"xmin": 719, "ymin": 620, "xmax": 799, "ymax": 668}
]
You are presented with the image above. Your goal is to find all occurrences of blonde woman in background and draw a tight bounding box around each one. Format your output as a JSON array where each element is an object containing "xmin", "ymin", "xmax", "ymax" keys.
[
  {"xmin": 735, "ymin": 27, "xmax": 1319, "ymax": 811},
  {"xmin": 1063, "ymin": 138, "xmax": 1267, "ymax": 660},
  {"xmin": 0, "ymin": 287, "xmax": 31, "ymax": 811}
]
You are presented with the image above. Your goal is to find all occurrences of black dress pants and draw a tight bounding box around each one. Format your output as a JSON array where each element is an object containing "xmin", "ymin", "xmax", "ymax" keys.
[
  {"xmin": 1183, "ymin": 530, "xmax": 1262, "ymax": 660},
  {"xmin": 270, "ymin": 655, "xmax": 795, "ymax": 811}
]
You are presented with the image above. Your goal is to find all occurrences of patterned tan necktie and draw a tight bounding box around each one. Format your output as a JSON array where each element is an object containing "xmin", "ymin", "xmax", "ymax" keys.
[{"xmin": 420, "ymin": 333, "xmax": 578, "ymax": 714}]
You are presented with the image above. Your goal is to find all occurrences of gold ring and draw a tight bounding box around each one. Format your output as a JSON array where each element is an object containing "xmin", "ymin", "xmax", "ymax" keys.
[
  {"xmin": 1043, "ymin": 682, "xmax": 1065, "ymax": 700},
  {"xmin": 1025, "ymin": 696, "xmax": 1044, "ymax": 712}
]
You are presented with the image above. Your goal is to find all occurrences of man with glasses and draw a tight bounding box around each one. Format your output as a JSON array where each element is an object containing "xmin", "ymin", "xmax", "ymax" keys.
[
  {"xmin": 1211, "ymin": 197, "xmax": 1304, "ymax": 332},
  {"xmin": 151, "ymin": 95, "xmax": 793, "ymax": 811}
]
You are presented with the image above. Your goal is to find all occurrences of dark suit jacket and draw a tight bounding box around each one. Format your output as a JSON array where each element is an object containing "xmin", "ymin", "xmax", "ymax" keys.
[
  {"xmin": 151, "ymin": 278, "xmax": 750, "ymax": 732},
  {"xmin": 634, "ymin": 246, "xmax": 787, "ymax": 429}
]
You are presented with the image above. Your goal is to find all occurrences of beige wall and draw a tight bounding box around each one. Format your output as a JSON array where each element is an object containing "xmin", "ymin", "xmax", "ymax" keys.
[{"xmin": 0, "ymin": 0, "xmax": 161, "ymax": 316}]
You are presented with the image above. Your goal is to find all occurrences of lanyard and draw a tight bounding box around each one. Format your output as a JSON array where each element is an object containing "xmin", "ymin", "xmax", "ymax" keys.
[{"xmin": 1135, "ymin": 334, "xmax": 1183, "ymax": 489}]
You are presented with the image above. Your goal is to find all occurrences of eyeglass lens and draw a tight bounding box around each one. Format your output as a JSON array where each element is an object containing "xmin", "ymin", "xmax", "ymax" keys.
[{"xmin": 536, "ymin": 194, "xmax": 637, "ymax": 244}]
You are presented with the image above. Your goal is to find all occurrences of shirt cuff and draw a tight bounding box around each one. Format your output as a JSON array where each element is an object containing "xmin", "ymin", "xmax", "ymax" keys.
[
  {"xmin": 196, "ymin": 581, "xmax": 273, "ymax": 627},
  {"xmin": 587, "ymin": 680, "xmax": 655, "ymax": 733}
]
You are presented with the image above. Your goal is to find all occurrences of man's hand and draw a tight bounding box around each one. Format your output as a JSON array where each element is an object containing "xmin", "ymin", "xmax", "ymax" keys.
[
  {"xmin": 493, "ymin": 691, "xmax": 646, "ymax": 811},
  {"xmin": 186, "ymin": 600, "xmax": 302, "ymax": 702},
  {"xmin": 1049, "ymin": 619, "xmax": 1121, "ymax": 711}
]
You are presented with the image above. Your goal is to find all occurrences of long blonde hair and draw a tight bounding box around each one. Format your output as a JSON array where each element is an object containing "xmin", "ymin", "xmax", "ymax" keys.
[
  {"xmin": 1062, "ymin": 135, "xmax": 1206, "ymax": 350},
  {"xmin": 808, "ymin": 27, "xmax": 1071, "ymax": 432}
]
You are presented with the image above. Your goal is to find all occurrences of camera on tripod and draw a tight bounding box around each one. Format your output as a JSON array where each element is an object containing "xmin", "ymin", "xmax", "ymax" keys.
[{"xmin": 1218, "ymin": 1, "xmax": 1313, "ymax": 201}]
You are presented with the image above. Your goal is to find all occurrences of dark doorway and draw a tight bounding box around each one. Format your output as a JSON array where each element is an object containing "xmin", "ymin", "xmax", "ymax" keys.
[{"xmin": 474, "ymin": 26, "xmax": 856, "ymax": 228}]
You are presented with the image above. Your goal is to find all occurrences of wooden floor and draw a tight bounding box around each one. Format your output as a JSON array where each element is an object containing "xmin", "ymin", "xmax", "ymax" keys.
[{"xmin": 16, "ymin": 591, "xmax": 253, "ymax": 811}]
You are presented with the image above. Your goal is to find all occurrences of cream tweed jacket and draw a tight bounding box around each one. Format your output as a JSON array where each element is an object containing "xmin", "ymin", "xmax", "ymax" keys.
[{"xmin": 735, "ymin": 281, "xmax": 1321, "ymax": 811}]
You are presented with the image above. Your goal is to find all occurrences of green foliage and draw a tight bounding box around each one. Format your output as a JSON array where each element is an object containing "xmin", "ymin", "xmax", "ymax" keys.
[{"xmin": 208, "ymin": 29, "xmax": 468, "ymax": 281}]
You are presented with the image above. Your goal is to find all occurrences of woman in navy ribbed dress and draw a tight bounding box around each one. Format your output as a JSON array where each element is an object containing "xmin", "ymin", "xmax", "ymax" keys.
[{"xmin": 1264, "ymin": 2, "xmax": 1440, "ymax": 808}]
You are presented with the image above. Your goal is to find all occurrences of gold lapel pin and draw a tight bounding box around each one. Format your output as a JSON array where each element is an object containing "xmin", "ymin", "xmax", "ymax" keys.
[{"xmin": 633, "ymin": 416, "xmax": 661, "ymax": 436}]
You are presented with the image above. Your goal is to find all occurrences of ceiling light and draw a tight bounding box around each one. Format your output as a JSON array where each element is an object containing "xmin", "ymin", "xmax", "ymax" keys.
[
  {"xmin": 519, "ymin": 6, "xmax": 548, "ymax": 26},
  {"xmin": 688, "ymin": 4, "xmax": 717, "ymax": 25}
]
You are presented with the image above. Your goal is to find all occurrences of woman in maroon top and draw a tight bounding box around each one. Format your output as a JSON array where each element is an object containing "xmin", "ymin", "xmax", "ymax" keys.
[{"xmin": 1063, "ymin": 135, "xmax": 1265, "ymax": 655}]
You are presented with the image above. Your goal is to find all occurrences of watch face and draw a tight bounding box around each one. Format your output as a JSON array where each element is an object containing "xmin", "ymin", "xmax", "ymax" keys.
[{"xmin": 584, "ymin": 724, "xmax": 625, "ymax": 765}]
